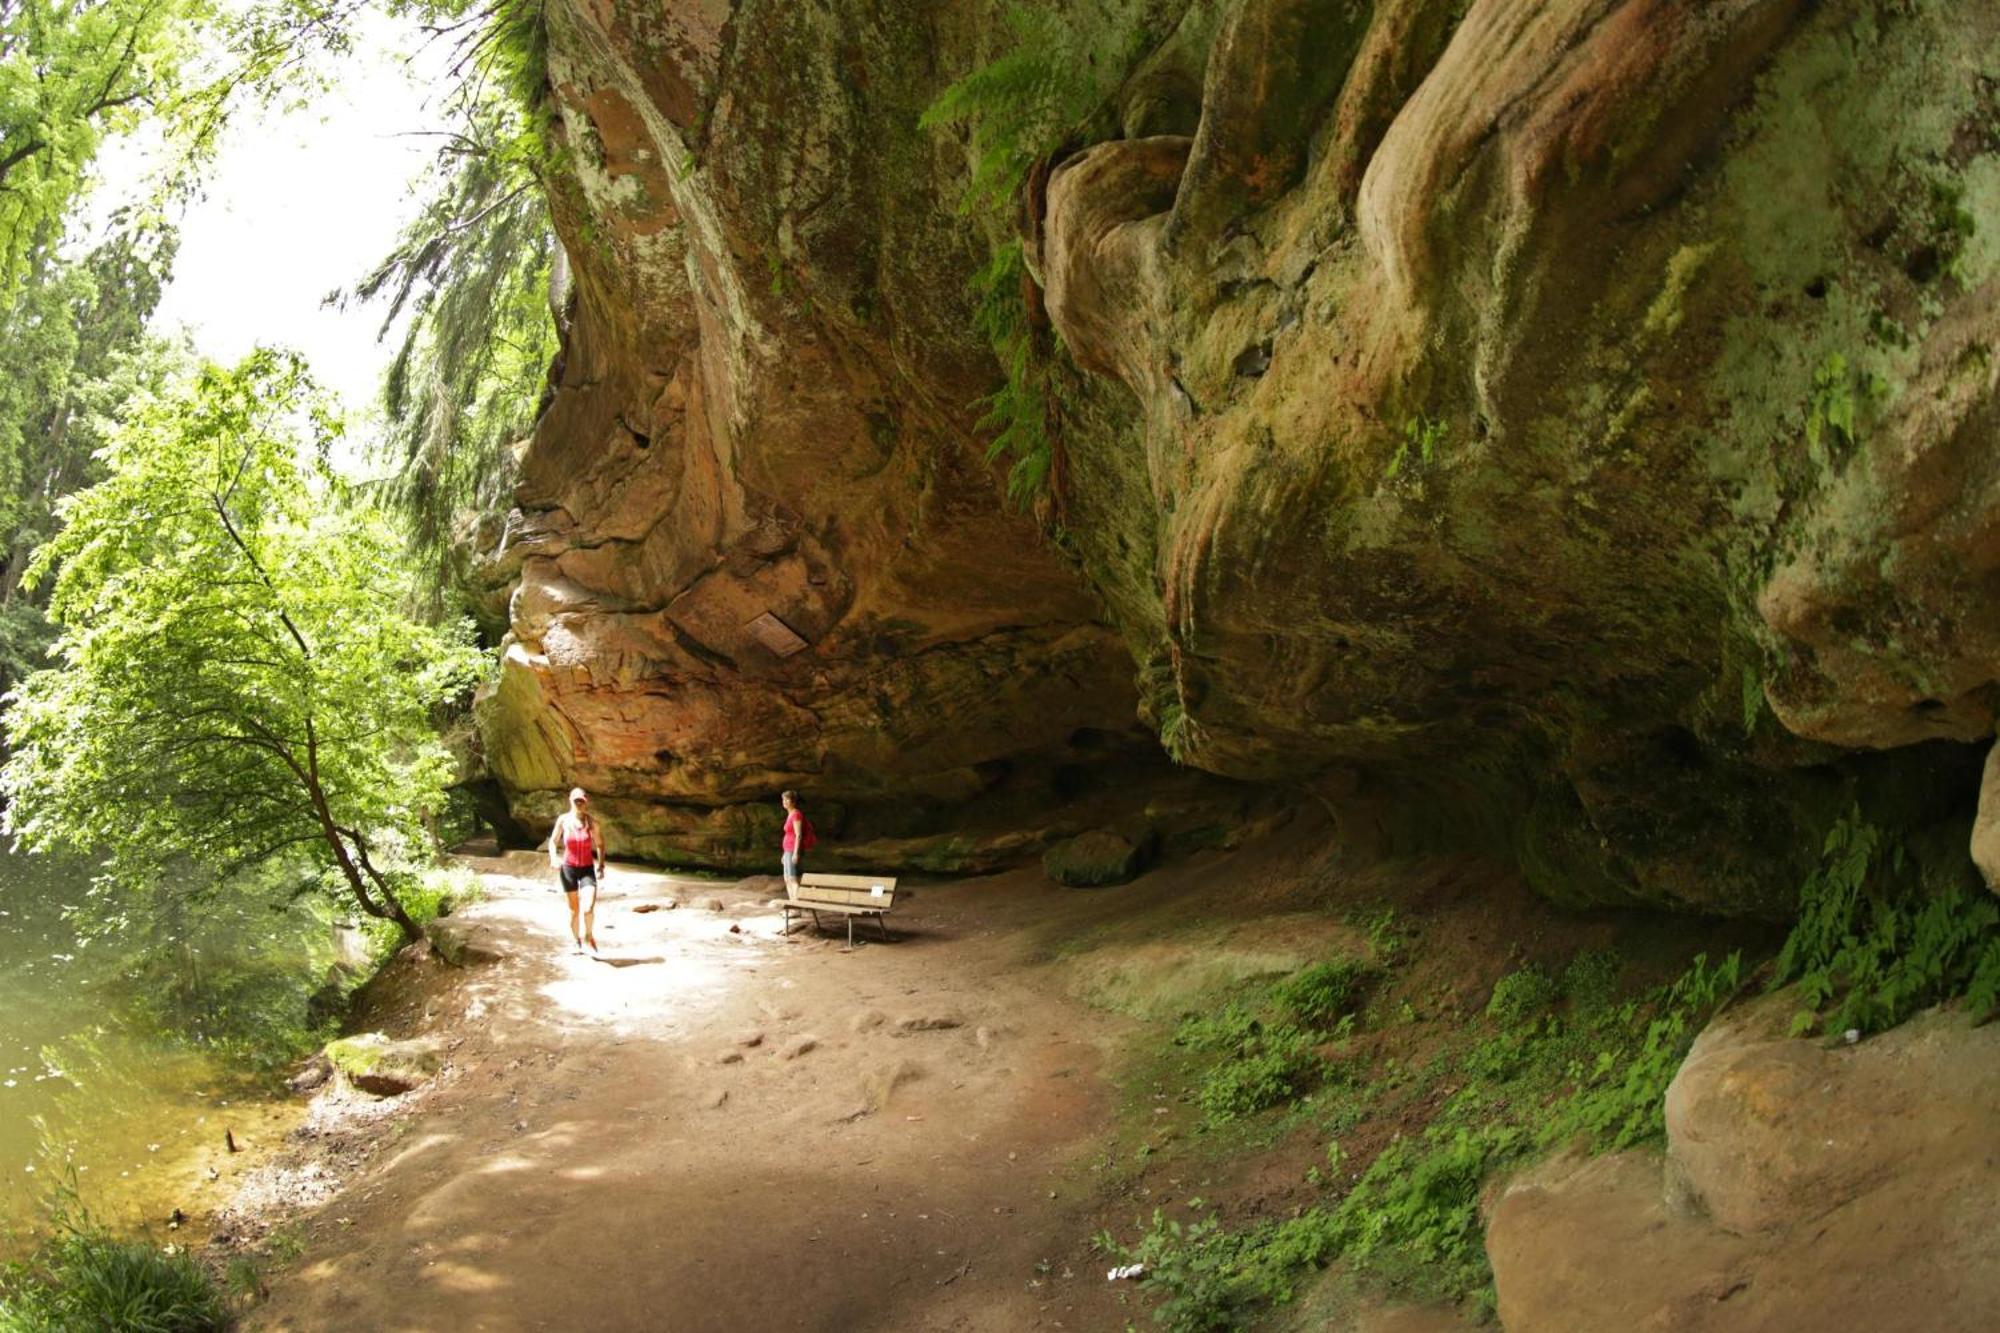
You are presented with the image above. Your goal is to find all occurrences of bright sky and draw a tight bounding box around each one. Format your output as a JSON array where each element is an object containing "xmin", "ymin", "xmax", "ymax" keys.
[{"xmin": 104, "ymin": 11, "xmax": 455, "ymax": 421}]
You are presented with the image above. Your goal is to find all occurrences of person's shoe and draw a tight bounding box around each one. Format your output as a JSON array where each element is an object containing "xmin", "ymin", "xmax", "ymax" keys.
[{"xmin": 586, "ymin": 936, "xmax": 600, "ymax": 956}]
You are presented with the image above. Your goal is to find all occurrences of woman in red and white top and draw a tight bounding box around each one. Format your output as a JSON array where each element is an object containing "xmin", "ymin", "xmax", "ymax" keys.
[{"xmin": 548, "ymin": 787, "xmax": 606, "ymax": 955}]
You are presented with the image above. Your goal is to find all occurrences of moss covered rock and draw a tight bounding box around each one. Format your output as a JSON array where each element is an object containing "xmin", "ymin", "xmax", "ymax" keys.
[
  {"xmin": 324, "ymin": 1033, "xmax": 444, "ymax": 1097},
  {"xmin": 1043, "ymin": 829, "xmax": 1146, "ymax": 887}
]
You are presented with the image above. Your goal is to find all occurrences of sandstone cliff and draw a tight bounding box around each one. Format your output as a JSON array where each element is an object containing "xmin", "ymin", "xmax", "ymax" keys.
[{"xmin": 478, "ymin": 0, "xmax": 2000, "ymax": 905}]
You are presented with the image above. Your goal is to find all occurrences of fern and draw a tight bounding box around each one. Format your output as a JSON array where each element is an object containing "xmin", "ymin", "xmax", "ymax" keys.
[
  {"xmin": 922, "ymin": 4, "xmax": 1155, "ymax": 504},
  {"xmin": 1385, "ymin": 414, "xmax": 1447, "ymax": 479},
  {"xmin": 920, "ymin": 4, "xmax": 1142, "ymax": 218},
  {"xmin": 1771, "ymin": 807, "xmax": 2000, "ymax": 1036},
  {"xmin": 964, "ymin": 240, "xmax": 1054, "ymax": 503},
  {"xmin": 1804, "ymin": 352, "xmax": 1856, "ymax": 467}
]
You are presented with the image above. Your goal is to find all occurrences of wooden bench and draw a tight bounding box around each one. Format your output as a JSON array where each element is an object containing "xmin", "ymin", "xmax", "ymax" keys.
[{"xmin": 781, "ymin": 872, "xmax": 899, "ymax": 947}]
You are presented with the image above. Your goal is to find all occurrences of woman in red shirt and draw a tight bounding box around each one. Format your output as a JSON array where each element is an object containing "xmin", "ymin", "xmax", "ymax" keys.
[
  {"xmin": 780, "ymin": 790, "xmax": 806, "ymax": 893},
  {"xmin": 548, "ymin": 787, "xmax": 606, "ymax": 955}
]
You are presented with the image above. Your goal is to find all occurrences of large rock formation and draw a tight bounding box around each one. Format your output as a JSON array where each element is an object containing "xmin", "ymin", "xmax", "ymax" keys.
[
  {"xmin": 474, "ymin": 2, "xmax": 1256, "ymax": 868},
  {"xmin": 478, "ymin": 0, "xmax": 2000, "ymax": 903}
]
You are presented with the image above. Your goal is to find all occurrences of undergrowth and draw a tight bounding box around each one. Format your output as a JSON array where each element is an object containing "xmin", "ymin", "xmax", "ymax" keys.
[
  {"xmin": 0, "ymin": 1186, "xmax": 229, "ymax": 1332},
  {"xmin": 1173, "ymin": 960, "xmax": 1375, "ymax": 1127},
  {"xmin": 1111, "ymin": 946, "xmax": 1744, "ymax": 1327},
  {"xmin": 1113, "ymin": 802, "xmax": 2000, "ymax": 1329},
  {"xmin": 967, "ymin": 241, "xmax": 1052, "ymax": 504}
]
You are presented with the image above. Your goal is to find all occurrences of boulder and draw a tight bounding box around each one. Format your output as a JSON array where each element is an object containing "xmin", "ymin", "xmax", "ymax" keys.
[
  {"xmin": 1488, "ymin": 996, "xmax": 2000, "ymax": 1328},
  {"xmin": 1043, "ymin": 830, "xmax": 1146, "ymax": 888},
  {"xmin": 1664, "ymin": 991, "xmax": 2000, "ymax": 1237},
  {"xmin": 324, "ymin": 1034, "xmax": 445, "ymax": 1097},
  {"xmin": 425, "ymin": 918, "xmax": 504, "ymax": 967},
  {"xmin": 1973, "ymin": 741, "xmax": 2000, "ymax": 891}
]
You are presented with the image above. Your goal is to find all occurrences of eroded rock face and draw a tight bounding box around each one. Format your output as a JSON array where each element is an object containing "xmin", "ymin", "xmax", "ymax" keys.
[
  {"xmin": 1488, "ymin": 995, "xmax": 2000, "ymax": 1329},
  {"xmin": 484, "ymin": 0, "xmax": 2000, "ymax": 903},
  {"xmin": 1027, "ymin": 0, "xmax": 2000, "ymax": 908},
  {"xmin": 472, "ymin": 2, "xmax": 1228, "ymax": 865}
]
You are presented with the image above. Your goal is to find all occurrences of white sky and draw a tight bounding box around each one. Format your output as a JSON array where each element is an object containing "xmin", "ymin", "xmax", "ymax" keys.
[{"xmin": 100, "ymin": 11, "xmax": 456, "ymax": 421}]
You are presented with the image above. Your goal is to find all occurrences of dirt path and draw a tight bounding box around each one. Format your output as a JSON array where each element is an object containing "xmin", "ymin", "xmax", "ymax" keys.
[{"xmin": 247, "ymin": 854, "xmax": 1143, "ymax": 1332}]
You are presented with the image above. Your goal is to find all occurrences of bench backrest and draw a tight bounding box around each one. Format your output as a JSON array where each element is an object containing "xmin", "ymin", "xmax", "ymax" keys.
[{"xmin": 796, "ymin": 872, "xmax": 898, "ymax": 910}]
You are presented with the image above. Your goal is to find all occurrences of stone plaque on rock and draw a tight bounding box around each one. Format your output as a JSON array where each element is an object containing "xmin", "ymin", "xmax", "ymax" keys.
[{"xmin": 744, "ymin": 611, "xmax": 808, "ymax": 657}]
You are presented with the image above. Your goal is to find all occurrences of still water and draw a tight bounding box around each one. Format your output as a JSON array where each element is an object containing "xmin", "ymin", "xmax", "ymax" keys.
[{"xmin": 0, "ymin": 850, "xmax": 295, "ymax": 1245}]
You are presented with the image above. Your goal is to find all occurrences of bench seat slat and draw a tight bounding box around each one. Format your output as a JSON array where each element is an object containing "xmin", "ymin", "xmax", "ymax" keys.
[
  {"xmin": 796, "ymin": 890, "xmax": 895, "ymax": 909},
  {"xmin": 800, "ymin": 873, "xmax": 898, "ymax": 891},
  {"xmin": 780, "ymin": 900, "xmax": 886, "ymax": 916}
]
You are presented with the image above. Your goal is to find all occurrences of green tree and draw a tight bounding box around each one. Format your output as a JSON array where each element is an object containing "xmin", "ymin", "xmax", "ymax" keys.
[
  {"xmin": 0, "ymin": 223, "xmax": 179, "ymax": 689},
  {"xmin": 0, "ymin": 350, "xmax": 482, "ymax": 941},
  {"xmin": 0, "ymin": 0, "xmax": 200, "ymax": 305},
  {"xmin": 338, "ymin": 0, "xmax": 558, "ymax": 619}
]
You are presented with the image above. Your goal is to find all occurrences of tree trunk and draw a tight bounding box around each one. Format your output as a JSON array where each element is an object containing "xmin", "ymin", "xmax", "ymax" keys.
[
  {"xmin": 344, "ymin": 828, "xmax": 424, "ymax": 945},
  {"xmin": 307, "ymin": 787, "xmax": 421, "ymax": 944}
]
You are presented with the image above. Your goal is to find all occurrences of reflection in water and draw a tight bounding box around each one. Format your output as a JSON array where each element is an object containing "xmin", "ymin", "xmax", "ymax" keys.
[{"xmin": 0, "ymin": 851, "xmax": 294, "ymax": 1244}]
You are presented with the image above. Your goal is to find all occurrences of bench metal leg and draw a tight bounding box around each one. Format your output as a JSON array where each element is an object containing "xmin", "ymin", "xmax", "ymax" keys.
[
  {"xmin": 846, "ymin": 914, "xmax": 854, "ymax": 950},
  {"xmin": 875, "ymin": 913, "xmax": 894, "ymax": 943}
]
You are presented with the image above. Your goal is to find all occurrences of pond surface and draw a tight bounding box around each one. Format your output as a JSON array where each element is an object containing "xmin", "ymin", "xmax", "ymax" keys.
[{"xmin": 0, "ymin": 850, "xmax": 295, "ymax": 1245}]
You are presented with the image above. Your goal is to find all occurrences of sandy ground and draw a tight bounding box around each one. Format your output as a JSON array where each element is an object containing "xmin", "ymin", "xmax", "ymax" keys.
[{"xmin": 244, "ymin": 854, "xmax": 1150, "ymax": 1332}]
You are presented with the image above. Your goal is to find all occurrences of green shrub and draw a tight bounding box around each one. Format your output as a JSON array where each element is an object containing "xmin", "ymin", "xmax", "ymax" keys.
[
  {"xmin": 1484, "ymin": 965, "xmax": 1559, "ymax": 1026},
  {"xmin": 1559, "ymin": 949, "xmax": 1621, "ymax": 1010},
  {"xmin": 1271, "ymin": 960, "xmax": 1372, "ymax": 1028},
  {"xmin": 1172, "ymin": 1004, "xmax": 1260, "ymax": 1053},
  {"xmin": 1116, "ymin": 948, "xmax": 1747, "ymax": 1327},
  {"xmin": 0, "ymin": 1193, "xmax": 229, "ymax": 1332},
  {"xmin": 1108, "ymin": 1212, "xmax": 1297, "ymax": 1333},
  {"xmin": 1352, "ymin": 905, "xmax": 1408, "ymax": 967},
  {"xmin": 1325, "ymin": 1123, "xmax": 1521, "ymax": 1301},
  {"xmin": 360, "ymin": 862, "xmax": 485, "ymax": 961},
  {"xmin": 1196, "ymin": 1035, "xmax": 1321, "ymax": 1125}
]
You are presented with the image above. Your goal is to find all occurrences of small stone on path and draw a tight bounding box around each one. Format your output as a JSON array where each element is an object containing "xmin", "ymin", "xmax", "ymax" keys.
[
  {"xmin": 737, "ymin": 1031, "xmax": 766, "ymax": 1048},
  {"xmin": 701, "ymin": 1087, "xmax": 728, "ymax": 1110},
  {"xmin": 780, "ymin": 1035, "xmax": 820, "ymax": 1060},
  {"xmin": 895, "ymin": 1014, "xmax": 962, "ymax": 1034},
  {"xmin": 716, "ymin": 1051, "xmax": 744, "ymax": 1065},
  {"xmin": 850, "ymin": 1009, "xmax": 887, "ymax": 1033},
  {"xmin": 861, "ymin": 1059, "xmax": 922, "ymax": 1110},
  {"xmin": 705, "ymin": 898, "xmax": 725, "ymax": 912}
]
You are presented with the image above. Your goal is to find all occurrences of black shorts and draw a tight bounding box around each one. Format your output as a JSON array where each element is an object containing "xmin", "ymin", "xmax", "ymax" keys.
[{"xmin": 560, "ymin": 864, "xmax": 598, "ymax": 894}]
